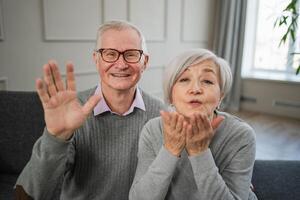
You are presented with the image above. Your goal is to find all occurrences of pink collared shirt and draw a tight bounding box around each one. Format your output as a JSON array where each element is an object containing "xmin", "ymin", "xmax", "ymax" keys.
[{"xmin": 93, "ymin": 84, "xmax": 146, "ymax": 116}]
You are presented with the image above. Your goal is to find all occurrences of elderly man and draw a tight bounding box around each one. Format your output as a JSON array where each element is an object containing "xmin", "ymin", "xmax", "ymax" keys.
[{"xmin": 15, "ymin": 20, "xmax": 165, "ymax": 200}]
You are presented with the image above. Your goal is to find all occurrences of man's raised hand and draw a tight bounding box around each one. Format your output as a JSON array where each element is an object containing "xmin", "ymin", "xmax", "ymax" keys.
[{"xmin": 36, "ymin": 61, "xmax": 101, "ymax": 140}]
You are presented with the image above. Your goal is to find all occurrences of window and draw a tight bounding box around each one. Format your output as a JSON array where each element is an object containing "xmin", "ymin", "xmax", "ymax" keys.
[{"xmin": 242, "ymin": 0, "xmax": 300, "ymax": 82}]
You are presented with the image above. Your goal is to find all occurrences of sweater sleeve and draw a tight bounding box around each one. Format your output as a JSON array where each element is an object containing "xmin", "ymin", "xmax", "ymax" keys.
[
  {"xmin": 189, "ymin": 125, "xmax": 256, "ymax": 200},
  {"xmin": 15, "ymin": 128, "xmax": 75, "ymax": 200},
  {"xmin": 129, "ymin": 123, "xmax": 179, "ymax": 200}
]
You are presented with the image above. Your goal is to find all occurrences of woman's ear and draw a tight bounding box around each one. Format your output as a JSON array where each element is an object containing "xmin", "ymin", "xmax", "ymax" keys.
[
  {"xmin": 219, "ymin": 93, "xmax": 225, "ymax": 101},
  {"xmin": 218, "ymin": 93, "xmax": 225, "ymax": 109}
]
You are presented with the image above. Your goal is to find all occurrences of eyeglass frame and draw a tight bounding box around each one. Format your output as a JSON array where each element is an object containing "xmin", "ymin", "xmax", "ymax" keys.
[{"xmin": 95, "ymin": 48, "xmax": 144, "ymax": 63}]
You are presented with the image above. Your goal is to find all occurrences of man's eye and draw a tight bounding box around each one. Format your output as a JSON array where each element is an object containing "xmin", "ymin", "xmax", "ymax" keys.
[
  {"xmin": 107, "ymin": 52, "xmax": 116, "ymax": 56},
  {"xmin": 126, "ymin": 52, "xmax": 139, "ymax": 57},
  {"xmin": 104, "ymin": 51, "xmax": 117, "ymax": 57},
  {"xmin": 126, "ymin": 53, "xmax": 136, "ymax": 57}
]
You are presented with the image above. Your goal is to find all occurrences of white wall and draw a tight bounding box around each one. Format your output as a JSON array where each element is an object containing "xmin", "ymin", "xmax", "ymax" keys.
[
  {"xmin": 240, "ymin": 0, "xmax": 300, "ymax": 119},
  {"xmin": 0, "ymin": 0, "xmax": 216, "ymax": 100},
  {"xmin": 1, "ymin": 0, "xmax": 299, "ymax": 119},
  {"xmin": 241, "ymin": 78, "xmax": 300, "ymax": 119}
]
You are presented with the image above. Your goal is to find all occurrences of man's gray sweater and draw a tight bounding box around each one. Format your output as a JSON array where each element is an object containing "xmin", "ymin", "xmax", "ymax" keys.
[{"xmin": 16, "ymin": 88, "xmax": 165, "ymax": 200}]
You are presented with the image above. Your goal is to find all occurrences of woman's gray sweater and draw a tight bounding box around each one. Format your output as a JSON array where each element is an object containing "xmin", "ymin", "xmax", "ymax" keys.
[{"xmin": 129, "ymin": 112, "xmax": 258, "ymax": 200}]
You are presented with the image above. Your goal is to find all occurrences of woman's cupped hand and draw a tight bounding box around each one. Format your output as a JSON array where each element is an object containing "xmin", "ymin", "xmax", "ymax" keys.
[{"xmin": 160, "ymin": 111, "xmax": 224, "ymax": 157}]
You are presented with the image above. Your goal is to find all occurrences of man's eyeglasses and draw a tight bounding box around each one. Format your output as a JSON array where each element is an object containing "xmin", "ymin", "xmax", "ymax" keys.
[{"xmin": 95, "ymin": 48, "xmax": 144, "ymax": 63}]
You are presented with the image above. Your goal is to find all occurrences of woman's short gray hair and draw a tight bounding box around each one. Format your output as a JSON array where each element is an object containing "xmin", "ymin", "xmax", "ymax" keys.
[
  {"xmin": 163, "ymin": 48, "xmax": 232, "ymax": 105},
  {"xmin": 95, "ymin": 20, "xmax": 148, "ymax": 54}
]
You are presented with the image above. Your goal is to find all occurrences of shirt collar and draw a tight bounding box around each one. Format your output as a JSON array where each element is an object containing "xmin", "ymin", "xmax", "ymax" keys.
[{"xmin": 93, "ymin": 83, "xmax": 146, "ymax": 116}]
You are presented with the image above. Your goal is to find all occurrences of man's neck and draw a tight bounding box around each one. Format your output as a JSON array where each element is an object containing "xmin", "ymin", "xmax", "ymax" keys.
[{"xmin": 101, "ymin": 84, "xmax": 136, "ymax": 115}]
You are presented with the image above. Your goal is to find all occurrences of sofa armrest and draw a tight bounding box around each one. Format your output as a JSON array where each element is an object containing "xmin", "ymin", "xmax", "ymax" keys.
[
  {"xmin": 252, "ymin": 160, "xmax": 300, "ymax": 200},
  {"xmin": 0, "ymin": 91, "xmax": 45, "ymax": 174}
]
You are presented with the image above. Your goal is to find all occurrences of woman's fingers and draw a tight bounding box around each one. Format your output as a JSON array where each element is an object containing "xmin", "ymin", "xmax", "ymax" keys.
[
  {"xmin": 176, "ymin": 115, "xmax": 184, "ymax": 133},
  {"xmin": 186, "ymin": 123, "xmax": 192, "ymax": 139},
  {"xmin": 190, "ymin": 114, "xmax": 198, "ymax": 135},
  {"xmin": 182, "ymin": 121, "xmax": 189, "ymax": 136},
  {"xmin": 196, "ymin": 112, "xmax": 224, "ymax": 131},
  {"xmin": 198, "ymin": 113, "xmax": 209, "ymax": 131},
  {"xmin": 49, "ymin": 60, "xmax": 65, "ymax": 91},
  {"xmin": 66, "ymin": 62, "xmax": 76, "ymax": 91},
  {"xmin": 170, "ymin": 112, "xmax": 178, "ymax": 130},
  {"xmin": 160, "ymin": 110, "xmax": 170, "ymax": 126},
  {"xmin": 211, "ymin": 115, "xmax": 225, "ymax": 130}
]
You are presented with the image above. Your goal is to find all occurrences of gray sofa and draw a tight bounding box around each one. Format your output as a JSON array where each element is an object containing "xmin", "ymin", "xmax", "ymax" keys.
[{"xmin": 1, "ymin": 91, "xmax": 300, "ymax": 200}]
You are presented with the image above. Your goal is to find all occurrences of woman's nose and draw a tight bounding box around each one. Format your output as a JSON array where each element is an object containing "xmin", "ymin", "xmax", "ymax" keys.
[{"xmin": 189, "ymin": 82, "xmax": 202, "ymax": 94}]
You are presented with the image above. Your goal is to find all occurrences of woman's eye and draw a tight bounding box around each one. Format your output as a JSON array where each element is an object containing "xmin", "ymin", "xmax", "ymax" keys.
[
  {"xmin": 178, "ymin": 78, "xmax": 189, "ymax": 82},
  {"xmin": 203, "ymin": 80, "xmax": 214, "ymax": 84}
]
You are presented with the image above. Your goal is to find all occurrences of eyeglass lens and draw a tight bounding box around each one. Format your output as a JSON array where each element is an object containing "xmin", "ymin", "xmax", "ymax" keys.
[{"xmin": 101, "ymin": 49, "xmax": 142, "ymax": 63}]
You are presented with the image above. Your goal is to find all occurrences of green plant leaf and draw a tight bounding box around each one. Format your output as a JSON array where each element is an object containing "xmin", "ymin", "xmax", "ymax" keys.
[
  {"xmin": 285, "ymin": 0, "xmax": 297, "ymax": 13},
  {"xmin": 290, "ymin": 28, "xmax": 296, "ymax": 41},
  {"xmin": 275, "ymin": 0, "xmax": 300, "ymax": 75},
  {"xmin": 279, "ymin": 16, "xmax": 288, "ymax": 26},
  {"xmin": 296, "ymin": 65, "xmax": 300, "ymax": 75}
]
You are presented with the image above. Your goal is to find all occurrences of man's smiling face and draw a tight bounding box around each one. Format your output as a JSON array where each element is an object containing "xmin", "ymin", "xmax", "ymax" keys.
[{"xmin": 93, "ymin": 28, "xmax": 148, "ymax": 92}]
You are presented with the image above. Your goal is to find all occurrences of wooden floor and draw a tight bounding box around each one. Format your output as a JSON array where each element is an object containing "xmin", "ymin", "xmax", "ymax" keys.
[{"xmin": 229, "ymin": 110, "xmax": 300, "ymax": 160}]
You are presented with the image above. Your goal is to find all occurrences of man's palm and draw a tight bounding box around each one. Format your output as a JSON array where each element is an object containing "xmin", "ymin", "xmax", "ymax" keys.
[{"xmin": 37, "ymin": 61, "xmax": 100, "ymax": 140}]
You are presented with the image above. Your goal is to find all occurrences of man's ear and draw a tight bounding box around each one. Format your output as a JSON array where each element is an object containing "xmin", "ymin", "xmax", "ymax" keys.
[
  {"xmin": 142, "ymin": 55, "xmax": 149, "ymax": 70},
  {"xmin": 93, "ymin": 51, "xmax": 98, "ymax": 64},
  {"xmin": 93, "ymin": 52, "xmax": 101, "ymax": 72}
]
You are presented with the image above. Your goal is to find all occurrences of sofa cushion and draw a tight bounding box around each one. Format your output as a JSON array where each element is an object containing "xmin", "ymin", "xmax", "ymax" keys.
[
  {"xmin": 0, "ymin": 91, "xmax": 45, "ymax": 174},
  {"xmin": 252, "ymin": 160, "xmax": 300, "ymax": 200},
  {"xmin": 0, "ymin": 173, "xmax": 19, "ymax": 200}
]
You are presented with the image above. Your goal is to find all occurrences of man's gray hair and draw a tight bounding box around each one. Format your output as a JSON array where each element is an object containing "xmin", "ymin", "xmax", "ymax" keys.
[
  {"xmin": 163, "ymin": 48, "xmax": 232, "ymax": 105},
  {"xmin": 95, "ymin": 20, "xmax": 148, "ymax": 54}
]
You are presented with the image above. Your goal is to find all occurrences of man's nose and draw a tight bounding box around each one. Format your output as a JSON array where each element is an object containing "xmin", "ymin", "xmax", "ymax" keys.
[{"xmin": 114, "ymin": 55, "xmax": 129, "ymax": 69}]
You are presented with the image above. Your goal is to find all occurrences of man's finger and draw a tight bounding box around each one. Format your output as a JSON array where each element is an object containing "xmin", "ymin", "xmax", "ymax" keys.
[
  {"xmin": 43, "ymin": 63, "xmax": 57, "ymax": 96},
  {"xmin": 49, "ymin": 61, "xmax": 65, "ymax": 91},
  {"xmin": 66, "ymin": 62, "xmax": 76, "ymax": 91},
  {"xmin": 82, "ymin": 94, "xmax": 101, "ymax": 116},
  {"xmin": 36, "ymin": 78, "xmax": 50, "ymax": 105}
]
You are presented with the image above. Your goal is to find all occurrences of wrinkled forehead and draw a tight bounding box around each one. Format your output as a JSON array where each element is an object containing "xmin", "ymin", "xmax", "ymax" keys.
[
  {"xmin": 98, "ymin": 28, "xmax": 142, "ymax": 47},
  {"xmin": 190, "ymin": 59, "xmax": 218, "ymax": 70},
  {"xmin": 178, "ymin": 58, "xmax": 219, "ymax": 77}
]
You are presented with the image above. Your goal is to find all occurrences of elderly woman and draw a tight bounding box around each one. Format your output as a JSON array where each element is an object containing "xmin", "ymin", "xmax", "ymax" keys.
[{"xmin": 129, "ymin": 49, "xmax": 257, "ymax": 200}]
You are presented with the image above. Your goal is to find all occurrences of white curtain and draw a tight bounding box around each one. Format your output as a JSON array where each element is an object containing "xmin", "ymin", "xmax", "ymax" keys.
[{"xmin": 213, "ymin": 0, "xmax": 248, "ymax": 111}]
